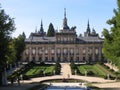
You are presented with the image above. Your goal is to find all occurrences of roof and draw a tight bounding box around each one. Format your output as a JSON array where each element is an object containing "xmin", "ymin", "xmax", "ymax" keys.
[
  {"xmin": 25, "ymin": 35, "xmax": 103, "ymax": 44},
  {"xmin": 78, "ymin": 36, "xmax": 104, "ymax": 43},
  {"xmin": 25, "ymin": 36, "xmax": 55, "ymax": 43}
]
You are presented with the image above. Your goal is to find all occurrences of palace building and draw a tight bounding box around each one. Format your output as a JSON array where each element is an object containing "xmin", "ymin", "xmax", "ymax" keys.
[{"xmin": 22, "ymin": 9, "xmax": 104, "ymax": 63}]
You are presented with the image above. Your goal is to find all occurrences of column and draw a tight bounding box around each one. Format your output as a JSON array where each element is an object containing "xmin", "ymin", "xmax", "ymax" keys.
[
  {"xmin": 73, "ymin": 46, "xmax": 76, "ymax": 61},
  {"xmin": 92, "ymin": 46, "xmax": 95, "ymax": 62},
  {"xmin": 42, "ymin": 46, "xmax": 45, "ymax": 62},
  {"xmin": 98, "ymin": 46, "xmax": 102, "ymax": 62},
  {"xmin": 55, "ymin": 47, "xmax": 57, "ymax": 62},
  {"xmin": 79, "ymin": 47, "xmax": 82, "ymax": 62},
  {"xmin": 29, "ymin": 47, "xmax": 32, "ymax": 61},
  {"xmin": 68, "ymin": 48, "xmax": 70, "ymax": 62},
  {"xmin": 61, "ymin": 48, "xmax": 63, "ymax": 62},
  {"xmin": 36, "ymin": 47, "xmax": 39, "ymax": 61}
]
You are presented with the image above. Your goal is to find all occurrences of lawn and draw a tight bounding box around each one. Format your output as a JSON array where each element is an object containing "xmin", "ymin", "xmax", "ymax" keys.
[
  {"xmin": 24, "ymin": 65, "xmax": 55, "ymax": 77},
  {"xmin": 77, "ymin": 64, "xmax": 116, "ymax": 78}
]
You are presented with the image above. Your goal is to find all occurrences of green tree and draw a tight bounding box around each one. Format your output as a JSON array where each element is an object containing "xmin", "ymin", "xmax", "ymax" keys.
[
  {"xmin": 6, "ymin": 39, "xmax": 16, "ymax": 64},
  {"xmin": 102, "ymin": 0, "xmax": 120, "ymax": 67},
  {"xmin": 0, "ymin": 7, "xmax": 15, "ymax": 85},
  {"xmin": 13, "ymin": 32, "xmax": 26, "ymax": 62},
  {"xmin": 47, "ymin": 23, "xmax": 55, "ymax": 37}
]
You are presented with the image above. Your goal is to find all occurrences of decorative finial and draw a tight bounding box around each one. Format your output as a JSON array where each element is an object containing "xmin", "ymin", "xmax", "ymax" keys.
[
  {"xmin": 87, "ymin": 19, "xmax": 91, "ymax": 33},
  {"xmin": 41, "ymin": 19, "xmax": 43, "ymax": 27},
  {"xmin": 87, "ymin": 19, "xmax": 89, "ymax": 27},
  {"xmin": 64, "ymin": 8, "xmax": 66, "ymax": 18}
]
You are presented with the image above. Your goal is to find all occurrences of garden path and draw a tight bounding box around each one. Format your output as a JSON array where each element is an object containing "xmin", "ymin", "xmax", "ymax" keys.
[
  {"xmin": 1, "ymin": 63, "xmax": 120, "ymax": 90},
  {"xmin": 61, "ymin": 63, "xmax": 71, "ymax": 78}
]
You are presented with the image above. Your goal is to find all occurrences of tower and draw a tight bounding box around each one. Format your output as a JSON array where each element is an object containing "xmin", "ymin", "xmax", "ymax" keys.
[
  {"xmin": 84, "ymin": 20, "xmax": 91, "ymax": 37},
  {"xmin": 86, "ymin": 20, "xmax": 91, "ymax": 34},
  {"xmin": 62, "ymin": 8, "xmax": 69, "ymax": 30},
  {"xmin": 39, "ymin": 20, "xmax": 44, "ymax": 34}
]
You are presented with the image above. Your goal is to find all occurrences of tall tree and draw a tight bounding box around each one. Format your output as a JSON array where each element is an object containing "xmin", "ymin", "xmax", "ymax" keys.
[
  {"xmin": 102, "ymin": 0, "xmax": 120, "ymax": 67},
  {"xmin": 0, "ymin": 7, "xmax": 15, "ymax": 85},
  {"xmin": 13, "ymin": 32, "xmax": 26, "ymax": 62},
  {"xmin": 6, "ymin": 39, "xmax": 16, "ymax": 64},
  {"xmin": 47, "ymin": 23, "xmax": 55, "ymax": 37}
]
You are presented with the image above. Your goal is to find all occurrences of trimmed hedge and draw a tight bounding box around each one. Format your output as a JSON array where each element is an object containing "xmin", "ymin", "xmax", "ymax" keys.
[{"xmin": 7, "ymin": 61, "xmax": 35, "ymax": 80}]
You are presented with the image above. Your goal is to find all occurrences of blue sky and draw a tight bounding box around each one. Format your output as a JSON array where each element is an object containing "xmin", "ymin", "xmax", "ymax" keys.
[{"xmin": 1, "ymin": 0, "xmax": 117, "ymax": 37}]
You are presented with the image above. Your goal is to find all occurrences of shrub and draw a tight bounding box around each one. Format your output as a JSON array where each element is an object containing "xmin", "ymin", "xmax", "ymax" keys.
[
  {"xmin": 54, "ymin": 62, "xmax": 61, "ymax": 75},
  {"xmin": 87, "ymin": 71, "xmax": 94, "ymax": 76}
]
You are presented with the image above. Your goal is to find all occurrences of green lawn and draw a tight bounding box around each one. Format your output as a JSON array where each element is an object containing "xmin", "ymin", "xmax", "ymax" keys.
[
  {"xmin": 77, "ymin": 64, "xmax": 116, "ymax": 78},
  {"xmin": 25, "ymin": 65, "xmax": 55, "ymax": 77}
]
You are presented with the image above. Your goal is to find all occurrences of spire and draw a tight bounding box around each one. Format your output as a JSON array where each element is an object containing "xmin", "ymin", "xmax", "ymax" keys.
[
  {"xmin": 39, "ymin": 20, "xmax": 44, "ymax": 33},
  {"xmin": 62, "ymin": 8, "xmax": 69, "ymax": 30},
  {"xmin": 86, "ymin": 20, "xmax": 91, "ymax": 34},
  {"xmin": 64, "ymin": 8, "xmax": 66, "ymax": 18}
]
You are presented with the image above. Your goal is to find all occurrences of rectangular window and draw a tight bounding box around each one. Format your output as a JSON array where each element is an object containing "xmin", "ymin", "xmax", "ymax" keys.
[
  {"xmin": 83, "ymin": 48, "xmax": 86, "ymax": 54},
  {"xmin": 25, "ymin": 49, "xmax": 29, "ymax": 55},
  {"xmin": 32, "ymin": 48, "xmax": 36, "ymax": 55},
  {"xmin": 39, "ymin": 48, "xmax": 42, "ymax": 54},
  {"xmin": 51, "ymin": 49, "xmax": 54, "ymax": 54},
  {"xmin": 95, "ymin": 48, "xmax": 99, "ymax": 54}
]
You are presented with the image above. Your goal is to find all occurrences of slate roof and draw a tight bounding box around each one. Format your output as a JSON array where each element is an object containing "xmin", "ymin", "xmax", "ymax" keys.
[
  {"xmin": 25, "ymin": 36, "xmax": 55, "ymax": 43},
  {"xmin": 78, "ymin": 36, "xmax": 104, "ymax": 43},
  {"xmin": 25, "ymin": 36, "xmax": 103, "ymax": 44}
]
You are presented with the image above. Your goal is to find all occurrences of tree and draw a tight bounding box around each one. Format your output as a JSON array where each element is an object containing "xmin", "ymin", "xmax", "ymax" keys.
[
  {"xmin": 0, "ymin": 7, "xmax": 15, "ymax": 85},
  {"xmin": 13, "ymin": 32, "xmax": 26, "ymax": 62},
  {"xmin": 47, "ymin": 23, "xmax": 55, "ymax": 37},
  {"xmin": 6, "ymin": 39, "xmax": 16, "ymax": 64},
  {"xmin": 102, "ymin": 0, "xmax": 120, "ymax": 67}
]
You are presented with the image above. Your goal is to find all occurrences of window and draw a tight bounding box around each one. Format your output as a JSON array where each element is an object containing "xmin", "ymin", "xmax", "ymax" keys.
[
  {"xmin": 39, "ymin": 57, "xmax": 42, "ymax": 61},
  {"xmin": 32, "ymin": 57, "xmax": 35, "ymax": 61},
  {"xmin": 51, "ymin": 49, "xmax": 54, "ymax": 54},
  {"xmin": 76, "ymin": 48, "xmax": 79, "ymax": 54},
  {"xmin": 57, "ymin": 48, "xmax": 60, "ymax": 54},
  {"xmin": 39, "ymin": 48, "xmax": 42, "ymax": 54},
  {"xmin": 88, "ymin": 48, "xmax": 92, "ymax": 54},
  {"xmin": 71, "ymin": 38, "xmax": 73, "ymax": 41},
  {"xmin": 70, "ymin": 48, "xmax": 74, "ymax": 54},
  {"xmin": 89, "ymin": 48, "xmax": 92, "ymax": 54},
  {"xmin": 32, "ymin": 48, "xmax": 35, "ymax": 55},
  {"xmin": 64, "ymin": 48, "xmax": 67, "ymax": 54},
  {"xmin": 95, "ymin": 48, "xmax": 98, "ymax": 54},
  {"xmin": 45, "ymin": 57, "xmax": 48, "ymax": 61},
  {"xmin": 83, "ymin": 48, "xmax": 86, "ymax": 54},
  {"xmin": 58, "ymin": 37, "xmax": 60, "ymax": 41},
  {"xmin": 51, "ymin": 57, "xmax": 54, "ymax": 61},
  {"xmin": 25, "ymin": 49, "xmax": 29, "ymax": 55},
  {"xmin": 83, "ymin": 57, "xmax": 86, "ymax": 60},
  {"xmin": 45, "ymin": 49, "xmax": 48, "ymax": 54}
]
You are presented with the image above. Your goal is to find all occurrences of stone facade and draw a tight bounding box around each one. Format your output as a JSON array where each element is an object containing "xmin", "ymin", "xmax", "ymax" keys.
[{"xmin": 22, "ymin": 9, "xmax": 104, "ymax": 63}]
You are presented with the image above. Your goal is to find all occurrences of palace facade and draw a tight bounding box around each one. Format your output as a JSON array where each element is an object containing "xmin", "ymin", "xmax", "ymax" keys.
[{"xmin": 22, "ymin": 9, "xmax": 104, "ymax": 63}]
